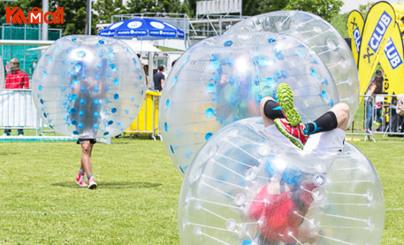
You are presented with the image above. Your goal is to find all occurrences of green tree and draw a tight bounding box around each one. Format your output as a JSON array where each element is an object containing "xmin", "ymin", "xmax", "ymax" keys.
[
  {"xmin": 125, "ymin": 0, "xmax": 189, "ymax": 15},
  {"xmin": 154, "ymin": 0, "xmax": 190, "ymax": 14},
  {"xmin": 183, "ymin": 0, "xmax": 197, "ymax": 16},
  {"xmin": 125, "ymin": 0, "xmax": 158, "ymax": 13},
  {"xmin": 185, "ymin": 0, "xmax": 343, "ymax": 21},
  {"xmin": 330, "ymin": 12, "xmax": 350, "ymax": 37},
  {"xmin": 255, "ymin": 0, "xmax": 289, "ymax": 15},
  {"xmin": 284, "ymin": 0, "xmax": 343, "ymax": 22},
  {"xmin": 49, "ymin": 0, "xmax": 87, "ymax": 35},
  {"xmin": 242, "ymin": 0, "xmax": 259, "ymax": 16},
  {"xmin": 93, "ymin": 0, "xmax": 127, "ymax": 25},
  {"xmin": 0, "ymin": 0, "xmax": 89, "ymax": 35},
  {"xmin": 0, "ymin": 0, "xmax": 42, "ymax": 23},
  {"xmin": 359, "ymin": 2, "xmax": 374, "ymax": 12}
]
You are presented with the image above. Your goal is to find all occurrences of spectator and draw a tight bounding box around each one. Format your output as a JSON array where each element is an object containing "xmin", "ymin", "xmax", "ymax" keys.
[
  {"xmin": 3, "ymin": 58, "xmax": 29, "ymax": 136},
  {"xmin": 137, "ymin": 54, "xmax": 149, "ymax": 88},
  {"xmin": 365, "ymin": 70, "xmax": 384, "ymax": 133},
  {"xmin": 5, "ymin": 58, "xmax": 29, "ymax": 89},
  {"xmin": 29, "ymin": 58, "xmax": 37, "ymax": 75},
  {"xmin": 153, "ymin": 65, "xmax": 165, "ymax": 91}
]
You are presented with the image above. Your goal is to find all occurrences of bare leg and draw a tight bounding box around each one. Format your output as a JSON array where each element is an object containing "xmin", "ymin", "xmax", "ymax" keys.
[
  {"xmin": 329, "ymin": 103, "xmax": 350, "ymax": 131},
  {"xmin": 81, "ymin": 141, "xmax": 94, "ymax": 177},
  {"xmin": 297, "ymin": 226, "xmax": 318, "ymax": 244},
  {"xmin": 260, "ymin": 97, "xmax": 276, "ymax": 127}
]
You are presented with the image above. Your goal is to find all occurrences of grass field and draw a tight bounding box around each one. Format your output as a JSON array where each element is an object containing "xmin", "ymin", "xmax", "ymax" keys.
[{"xmin": 0, "ymin": 135, "xmax": 403, "ymax": 244}]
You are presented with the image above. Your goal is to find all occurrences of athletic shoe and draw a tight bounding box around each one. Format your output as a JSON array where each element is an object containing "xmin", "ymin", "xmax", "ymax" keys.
[
  {"xmin": 277, "ymin": 83, "xmax": 301, "ymax": 127},
  {"xmin": 88, "ymin": 177, "xmax": 97, "ymax": 189},
  {"xmin": 75, "ymin": 173, "xmax": 87, "ymax": 187},
  {"xmin": 275, "ymin": 118, "xmax": 309, "ymax": 149}
]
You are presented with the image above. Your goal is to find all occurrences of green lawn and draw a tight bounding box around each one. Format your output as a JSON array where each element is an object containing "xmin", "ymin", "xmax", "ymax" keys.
[{"xmin": 0, "ymin": 135, "xmax": 403, "ymax": 244}]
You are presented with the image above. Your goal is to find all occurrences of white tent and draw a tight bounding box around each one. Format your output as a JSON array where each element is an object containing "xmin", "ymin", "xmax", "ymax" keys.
[{"xmin": 121, "ymin": 40, "xmax": 161, "ymax": 53}]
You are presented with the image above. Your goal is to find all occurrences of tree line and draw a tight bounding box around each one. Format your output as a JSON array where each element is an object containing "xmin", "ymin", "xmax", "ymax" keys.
[{"xmin": 0, "ymin": 0, "xmax": 344, "ymax": 36}]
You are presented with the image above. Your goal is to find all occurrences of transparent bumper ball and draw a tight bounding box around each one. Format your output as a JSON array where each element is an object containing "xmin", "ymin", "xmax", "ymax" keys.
[
  {"xmin": 226, "ymin": 11, "xmax": 359, "ymax": 121},
  {"xmin": 32, "ymin": 35, "xmax": 147, "ymax": 138},
  {"xmin": 178, "ymin": 118, "xmax": 384, "ymax": 245},
  {"xmin": 160, "ymin": 32, "xmax": 339, "ymax": 174}
]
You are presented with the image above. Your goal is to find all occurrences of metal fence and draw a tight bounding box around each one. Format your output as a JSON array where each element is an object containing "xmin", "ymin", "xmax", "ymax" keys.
[
  {"xmin": 1, "ymin": 88, "xmax": 403, "ymax": 142},
  {"xmin": 0, "ymin": 89, "xmax": 161, "ymax": 142},
  {"xmin": 0, "ymin": 89, "xmax": 76, "ymax": 142},
  {"xmin": 347, "ymin": 94, "xmax": 404, "ymax": 141}
]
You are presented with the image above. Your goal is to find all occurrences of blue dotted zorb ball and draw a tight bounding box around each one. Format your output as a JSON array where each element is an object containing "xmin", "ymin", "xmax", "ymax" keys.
[
  {"xmin": 178, "ymin": 118, "xmax": 384, "ymax": 245},
  {"xmin": 32, "ymin": 35, "xmax": 146, "ymax": 138},
  {"xmin": 160, "ymin": 32, "xmax": 339, "ymax": 174},
  {"xmin": 226, "ymin": 11, "xmax": 359, "ymax": 117}
]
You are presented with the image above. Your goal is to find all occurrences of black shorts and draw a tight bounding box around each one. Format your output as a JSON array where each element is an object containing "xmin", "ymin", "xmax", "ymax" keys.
[{"xmin": 76, "ymin": 138, "xmax": 97, "ymax": 145}]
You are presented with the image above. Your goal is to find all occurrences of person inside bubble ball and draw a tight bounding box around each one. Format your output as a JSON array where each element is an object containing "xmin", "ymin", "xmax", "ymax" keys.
[
  {"xmin": 248, "ymin": 83, "xmax": 350, "ymax": 244},
  {"xmin": 72, "ymin": 59, "xmax": 108, "ymax": 190}
]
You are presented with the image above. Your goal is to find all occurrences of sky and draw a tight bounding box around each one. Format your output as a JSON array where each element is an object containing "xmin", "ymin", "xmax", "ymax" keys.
[{"xmin": 340, "ymin": 0, "xmax": 404, "ymax": 13}]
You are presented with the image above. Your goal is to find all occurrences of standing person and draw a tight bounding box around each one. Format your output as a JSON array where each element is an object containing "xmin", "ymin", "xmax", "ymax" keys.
[
  {"xmin": 72, "ymin": 60, "xmax": 107, "ymax": 189},
  {"xmin": 248, "ymin": 83, "xmax": 350, "ymax": 244},
  {"xmin": 153, "ymin": 65, "xmax": 165, "ymax": 91},
  {"xmin": 365, "ymin": 70, "xmax": 384, "ymax": 133},
  {"xmin": 29, "ymin": 58, "xmax": 37, "ymax": 75},
  {"xmin": 3, "ymin": 58, "xmax": 29, "ymax": 136},
  {"xmin": 75, "ymin": 139, "xmax": 97, "ymax": 189}
]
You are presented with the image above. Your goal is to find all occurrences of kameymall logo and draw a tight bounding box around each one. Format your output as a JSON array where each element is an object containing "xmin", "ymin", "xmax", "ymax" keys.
[{"xmin": 5, "ymin": 7, "xmax": 64, "ymax": 24}]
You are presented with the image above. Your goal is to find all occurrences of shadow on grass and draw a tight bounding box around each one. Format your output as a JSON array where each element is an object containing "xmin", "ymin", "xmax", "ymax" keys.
[
  {"xmin": 0, "ymin": 152, "xmax": 20, "ymax": 156},
  {"xmin": 51, "ymin": 181, "xmax": 162, "ymax": 189},
  {"xmin": 110, "ymin": 136, "xmax": 162, "ymax": 144}
]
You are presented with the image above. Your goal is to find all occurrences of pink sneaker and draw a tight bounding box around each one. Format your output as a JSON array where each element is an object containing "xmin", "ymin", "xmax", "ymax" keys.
[
  {"xmin": 75, "ymin": 173, "xmax": 87, "ymax": 187},
  {"xmin": 88, "ymin": 177, "xmax": 97, "ymax": 189},
  {"xmin": 275, "ymin": 118, "xmax": 309, "ymax": 149}
]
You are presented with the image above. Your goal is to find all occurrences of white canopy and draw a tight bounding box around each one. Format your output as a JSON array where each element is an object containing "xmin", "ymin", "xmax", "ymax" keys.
[{"xmin": 121, "ymin": 40, "xmax": 161, "ymax": 52}]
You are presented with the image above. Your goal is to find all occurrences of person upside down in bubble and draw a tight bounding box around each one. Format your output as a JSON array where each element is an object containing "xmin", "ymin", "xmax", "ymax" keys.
[{"xmin": 248, "ymin": 83, "xmax": 350, "ymax": 244}]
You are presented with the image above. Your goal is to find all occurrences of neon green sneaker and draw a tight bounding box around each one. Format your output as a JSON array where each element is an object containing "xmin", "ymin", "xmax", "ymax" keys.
[{"xmin": 277, "ymin": 83, "xmax": 301, "ymax": 127}]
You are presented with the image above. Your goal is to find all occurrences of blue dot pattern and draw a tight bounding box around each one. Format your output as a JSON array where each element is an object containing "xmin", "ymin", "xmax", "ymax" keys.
[
  {"xmin": 205, "ymin": 108, "xmax": 215, "ymax": 118},
  {"xmin": 224, "ymin": 40, "xmax": 233, "ymax": 47},
  {"xmin": 205, "ymin": 132, "xmax": 213, "ymax": 140}
]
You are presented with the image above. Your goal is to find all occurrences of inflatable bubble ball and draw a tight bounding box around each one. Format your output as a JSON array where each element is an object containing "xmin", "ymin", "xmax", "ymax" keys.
[
  {"xmin": 178, "ymin": 117, "xmax": 384, "ymax": 245},
  {"xmin": 226, "ymin": 11, "xmax": 359, "ymax": 120},
  {"xmin": 160, "ymin": 32, "xmax": 340, "ymax": 174},
  {"xmin": 32, "ymin": 35, "xmax": 147, "ymax": 138}
]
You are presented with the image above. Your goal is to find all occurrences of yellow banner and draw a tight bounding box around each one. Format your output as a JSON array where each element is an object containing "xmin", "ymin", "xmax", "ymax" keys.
[
  {"xmin": 347, "ymin": 10, "xmax": 364, "ymax": 66},
  {"xmin": 380, "ymin": 21, "xmax": 404, "ymax": 96},
  {"xmin": 358, "ymin": 1, "xmax": 396, "ymax": 95}
]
